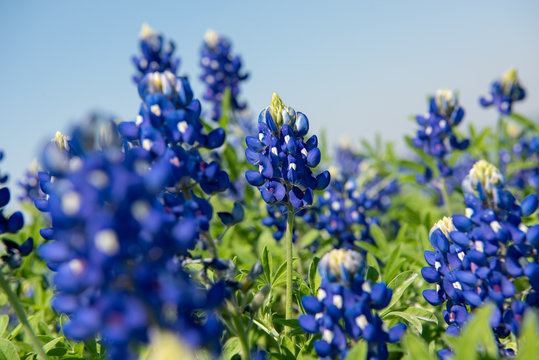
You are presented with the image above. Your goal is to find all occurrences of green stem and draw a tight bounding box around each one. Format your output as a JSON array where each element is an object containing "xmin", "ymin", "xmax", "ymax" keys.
[
  {"xmin": 440, "ymin": 177, "xmax": 452, "ymax": 215},
  {"xmin": 285, "ymin": 206, "xmax": 295, "ymax": 333},
  {"xmin": 0, "ymin": 272, "xmax": 49, "ymax": 360}
]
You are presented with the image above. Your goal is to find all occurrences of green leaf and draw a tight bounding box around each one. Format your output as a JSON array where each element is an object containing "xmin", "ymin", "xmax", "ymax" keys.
[
  {"xmin": 403, "ymin": 332, "xmax": 435, "ymax": 360},
  {"xmin": 218, "ymin": 87, "xmax": 231, "ymax": 129},
  {"xmin": 222, "ymin": 337, "xmax": 241, "ymax": 360},
  {"xmin": 384, "ymin": 243, "xmax": 402, "ymax": 283},
  {"xmin": 509, "ymin": 112, "xmax": 539, "ymax": 132},
  {"xmin": 346, "ymin": 339, "xmax": 367, "ymax": 359},
  {"xmin": 0, "ymin": 316, "xmax": 8, "ymax": 338},
  {"xmin": 309, "ymin": 257, "xmax": 321, "ymax": 293},
  {"xmin": 0, "ymin": 339, "xmax": 19, "ymax": 360},
  {"xmin": 272, "ymin": 261, "xmax": 287, "ymax": 288},
  {"xmin": 381, "ymin": 271, "xmax": 418, "ymax": 316},
  {"xmin": 452, "ymin": 304, "xmax": 497, "ymax": 360},
  {"xmin": 369, "ymin": 224, "xmax": 388, "ymax": 252},
  {"xmin": 44, "ymin": 337, "xmax": 64, "ymax": 353},
  {"xmin": 273, "ymin": 318, "xmax": 300, "ymax": 329},
  {"xmin": 517, "ymin": 310, "xmax": 539, "ymax": 360},
  {"xmin": 356, "ymin": 242, "xmax": 383, "ymax": 260},
  {"xmin": 404, "ymin": 307, "xmax": 438, "ymax": 326},
  {"xmin": 262, "ymin": 246, "xmax": 273, "ymax": 285},
  {"xmin": 365, "ymin": 266, "xmax": 379, "ymax": 283},
  {"xmin": 383, "ymin": 311, "xmax": 423, "ymax": 334}
]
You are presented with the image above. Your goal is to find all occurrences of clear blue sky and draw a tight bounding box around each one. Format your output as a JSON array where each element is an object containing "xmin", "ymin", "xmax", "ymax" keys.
[{"xmin": 1, "ymin": 0, "xmax": 538, "ymax": 197}]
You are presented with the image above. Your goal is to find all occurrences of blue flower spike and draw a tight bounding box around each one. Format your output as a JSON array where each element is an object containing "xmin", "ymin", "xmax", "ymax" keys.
[
  {"xmin": 299, "ymin": 249, "xmax": 405, "ymax": 360},
  {"xmin": 421, "ymin": 160, "xmax": 539, "ymax": 356},
  {"xmin": 479, "ymin": 67, "xmax": 526, "ymax": 115}
]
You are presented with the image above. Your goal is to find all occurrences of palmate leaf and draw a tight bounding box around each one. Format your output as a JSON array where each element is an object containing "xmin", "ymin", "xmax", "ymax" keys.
[{"xmin": 383, "ymin": 307, "xmax": 437, "ymax": 334}]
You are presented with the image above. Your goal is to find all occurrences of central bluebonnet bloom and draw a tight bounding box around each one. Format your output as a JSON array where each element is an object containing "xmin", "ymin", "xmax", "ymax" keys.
[
  {"xmin": 412, "ymin": 89, "xmax": 469, "ymax": 182},
  {"xmin": 299, "ymin": 249, "xmax": 405, "ymax": 359},
  {"xmin": 132, "ymin": 24, "xmax": 180, "ymax": 84},
  {"xmin": 479, "ymin": 67, "xmax": 526, "ymax": 115},
  {"xmin": 421, "ymin": 160, "xmax": 539, "ymax": 357},
  {"xmin": 245, "ymin": 93, "xmax": 330, "ymax": 210},
  {"xmin": 199, "ymin": 29, "xmax": 248, "ymax": 121}
]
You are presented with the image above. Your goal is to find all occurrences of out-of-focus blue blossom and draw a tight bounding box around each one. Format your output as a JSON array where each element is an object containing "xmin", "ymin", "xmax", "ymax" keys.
[
  {"xmin": 245, "ymin": 93, "xmax": 330, "ymax": 210},
  {"xmin": 132, "ymin": 24, "xmax": 180, "ymax": 84},
  {"xmin": 411, "ymin": 90, "xmax": 469, "ymax": 180},
  {"xmin": 1, "ymin": 150, "xmax": 34, "ymax": 269},
  {"xmin": 37, "ymin": 143, "xmax": 225, "ymax": 359},
  {"xmin": 479, "ymin": 67, "xmax": 526, "ymax": 115},
  {"xmin": 200, "ymin": 30, "xmax": 248, "ymax": 121},
  {"xmin": 18, "ymin": 159, "xmax": 44, "ymax": 203},
  {"xmin": 500, "ymin": 132, "xmax": 539, "ymax": 192},
  {"xmin": 304, "ymin": 148, "xmax": 398, "ymax": 249},
  {"xmin": 421, "ymin": 160, "xmax": 539, "ymax": 355},
  {"xmin": 299, "ymin": 249, "xmax": 405, "ymax": 359},
  {"xmin": 261, "ymin": 204, "xmax": 299, "ymax": 242},
  {"xmin": 334, "ymin": 143, "xmax": 362, "ymax": 178},
  {"xmin": 118, "ymin": 70, "xmax": 230, "ymax": 204}
]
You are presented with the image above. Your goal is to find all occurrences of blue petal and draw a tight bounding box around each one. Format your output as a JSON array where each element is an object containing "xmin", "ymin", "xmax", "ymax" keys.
[
  {"xmin": 302, "ymin": 296, "xmax": 323, "ymax": 314},
  {"xmin": 306, "ymin": 148, "xmax": 321, "ymax": 167},
  {"xmin": 245, "ymin": 171, "xmax": 265, "ymax": 187},
  {"xmin": 421, "ymin": 267, "xmax": 440, "ymax": 283},
  {"xmin": 294, "ymin": 112, "xmax": 309, "ymax": 136},
  {"xmin": 298, "ymin": 314, "xmax": 319, "ymax": 333},
  {"xmin": 521, "ymin": 194, "xmax": 538, "ymax": 217}
]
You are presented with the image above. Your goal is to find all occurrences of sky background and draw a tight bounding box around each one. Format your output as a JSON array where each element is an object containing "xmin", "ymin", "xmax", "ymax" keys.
[{"xmin": 1, "ymin": 0, "xmax": 539, "ymax": 199}]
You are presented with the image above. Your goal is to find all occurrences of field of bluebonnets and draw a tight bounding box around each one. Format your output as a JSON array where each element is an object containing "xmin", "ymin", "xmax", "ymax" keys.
[{"xmin": 0, "ymin": 24, "xmax": 538, "ymax": 360}]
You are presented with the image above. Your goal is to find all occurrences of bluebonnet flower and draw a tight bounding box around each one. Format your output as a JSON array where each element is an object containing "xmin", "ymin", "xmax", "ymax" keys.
[
  {"xmin": 120, "ymin": 71, "xmax": 227, "ymax": 153},
  {"xmin": 0, "ymin": 150, "xmax": 34, "ymax": 269},
  {"xmin": 479, "ymin": 67, "xmax": 526, "ymax": 115},
  {"xmin": 245, "ymin": 93, "xmax": 330, "ymax": 210},
  {"xmin": 412, "ymin": 90, "xmax": 469, "ymax": 180},
  {"xmin": 37, "ymin": 145, "xmax": 225, "ymax": 359},
  {"xmin": 299, "ymin": 249, "xmax": 406, "ymax": 359},
  {"xmin": 200, "ymin": 30, "xmax": 248, "ymax": 121},
  {"xmin": 421, "ymin": 160, "xmax": 539, "ymax": 355},
  {"xmin": 132, "ymin": 24, "xmax": 180, "ymax": 84}
]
